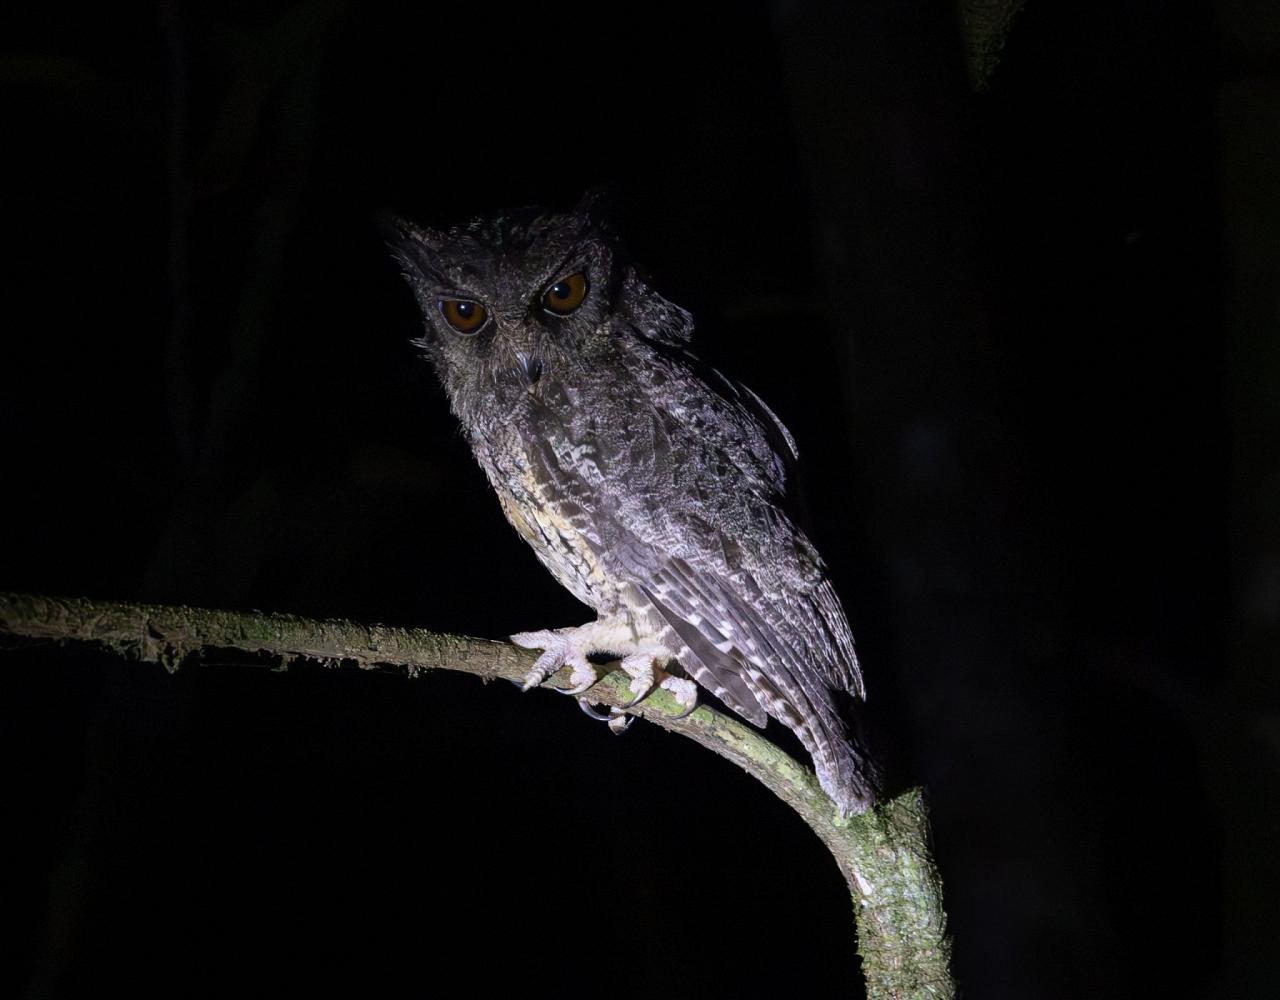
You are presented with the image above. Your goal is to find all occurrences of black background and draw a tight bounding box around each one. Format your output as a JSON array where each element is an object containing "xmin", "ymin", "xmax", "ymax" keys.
[{"xmin": 4, "ymin": 1, "xmax": 1278, "ymax": 997}]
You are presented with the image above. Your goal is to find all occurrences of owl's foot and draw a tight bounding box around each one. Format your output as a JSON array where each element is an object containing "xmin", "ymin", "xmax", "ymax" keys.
[
  {"xmin": 510, "ymin": 629, "xmax": 598, "ymax": 695},
  {"xmin": 570, "ymin": 650, "xmax": 659, "ymax": 736},
  {"xmin": 511, "ymin": 623, "xmax": 694, "ymax": 727},
  {"xmin": 619, "ymin": 655, "xmax": 699, "ymax": 719},
  {"xmin": 660, "ymin": 675, "xmax": 700, "ymax": 719}
]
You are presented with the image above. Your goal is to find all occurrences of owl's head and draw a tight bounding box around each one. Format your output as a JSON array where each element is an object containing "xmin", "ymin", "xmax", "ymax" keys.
[{"xmin": 383, "ymin": 200, "xmax": 692, "ymax": 420}]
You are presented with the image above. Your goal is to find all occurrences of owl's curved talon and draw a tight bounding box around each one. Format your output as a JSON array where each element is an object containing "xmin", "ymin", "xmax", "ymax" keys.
[
  {"xmin": 620, "ymin": 683, "xmax": 656, "ymax": 710},
  {"xmin": 549, "ymin": 680, "xmax": 589, "ymax": 696},
  {"xmin": 555, "ymin": 675, "xmax": 598, "ymax": 696},
  {"xmin": 577, "ymin": 699, "xmax": 615, "ymax": 722},
  {"xmin": 577, "ymin": 699, "xmax": 636, "ymax": 734}
]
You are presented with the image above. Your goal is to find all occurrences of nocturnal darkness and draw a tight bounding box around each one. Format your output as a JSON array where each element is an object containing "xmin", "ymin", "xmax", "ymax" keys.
[{"xmin": 3, "ymin": 1, "xmax": 1278, "ymax": 997}]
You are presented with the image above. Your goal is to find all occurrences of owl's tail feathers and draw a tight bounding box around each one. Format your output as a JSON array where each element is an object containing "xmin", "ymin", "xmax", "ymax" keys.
[
  {"xmin": 754, "ymin": 672, "xmax": 880, "ymax": 815},
  {"xmin": 804, "ymin": 712, "xmax": 882, "ymax": 816}
]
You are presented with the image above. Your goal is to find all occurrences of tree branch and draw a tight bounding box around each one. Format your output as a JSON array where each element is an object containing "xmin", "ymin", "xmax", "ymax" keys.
[{"xmin": 0, "ymin": 591, "xmax": 953, "ymax": 998}]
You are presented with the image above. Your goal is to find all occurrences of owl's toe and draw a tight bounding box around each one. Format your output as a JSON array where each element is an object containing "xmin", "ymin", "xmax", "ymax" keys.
[
  {"xmin": 559, "ymin": 656, "xmax": 599, "ymax": 695},
  {"xmin": 517, "ymin": 646, "xmax": 562, "ymax": 692},
  {"xmin": 616, "ymin": 657, "xmax": 699, "ymax": 720},
  {"xmin": 619, "ymin": 653, "xmax": 659, "ymax": 708},
  {"xmin": 659, "ymin": 675, "xmax": 699, "ymax": 719},
  {"xmin": 510, "ymin": 628, "xmax": 556, "ymax": 653},
  {"xmin": 511, "ymin": 629, "xmax": 598, "ymax": 694}
]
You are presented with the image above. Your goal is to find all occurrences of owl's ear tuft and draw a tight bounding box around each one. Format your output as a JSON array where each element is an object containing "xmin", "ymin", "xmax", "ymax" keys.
[
  {"xmin": 377, "ymin": 212, "xmax": 451, "ymax": 331},
  {"xmin": 572, "ymin": 185, "xmax": 620, "ymax": 234},
  {"xmin": 375, "ymin": 211, "xmax": 445, "ymax": 246},
  {"xmin": 376, "ymin": 212, "xmax": 447, "ymax": 276}
]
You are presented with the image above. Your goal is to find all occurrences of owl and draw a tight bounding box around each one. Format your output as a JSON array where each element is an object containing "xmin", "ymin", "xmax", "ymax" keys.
[{"xmin": 384, "ymin": 201, "xmax": 878, "ymax": 815}]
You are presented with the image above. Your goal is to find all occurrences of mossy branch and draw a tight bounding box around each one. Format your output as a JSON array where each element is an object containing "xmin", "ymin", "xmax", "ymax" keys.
[{"xmin": 0, "ymin": 591, "xmax": 953, "ymax": 999}]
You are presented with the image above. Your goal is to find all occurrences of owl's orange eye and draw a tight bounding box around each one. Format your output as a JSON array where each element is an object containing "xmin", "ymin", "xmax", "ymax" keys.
[
  {"xmin": 543, "ymin": 272, "xmax": 589, "ymax": 315},
  {"xmin": 438, "ymin": 298, "xmax": 488, "ymax": 335}
]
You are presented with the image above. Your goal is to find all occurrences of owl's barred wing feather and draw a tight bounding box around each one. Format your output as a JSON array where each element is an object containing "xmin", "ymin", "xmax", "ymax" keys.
[
  {"xmin": 527, "ymin": 357, "xmax": 876, "ymax": 813},
  {"xmin": 637, "ymin": 583, "xmax": 767, "ymax": 725},
  {"xmin": 626, "ymin": 537, "xmax": 875, "ymax": 815},
  {"xmin": 633, "ymin": 359, "xmax": 867, "ymax": 702}
]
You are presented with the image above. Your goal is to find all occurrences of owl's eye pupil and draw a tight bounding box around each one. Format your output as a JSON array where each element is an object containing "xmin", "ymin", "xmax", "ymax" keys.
[
  {"xmin": 551, "ymin": 282, "xmax": 570, "ymax": 300},
  {"xmin": 456, "ymin": 302, "xmax": 475, "ymax": 317}
]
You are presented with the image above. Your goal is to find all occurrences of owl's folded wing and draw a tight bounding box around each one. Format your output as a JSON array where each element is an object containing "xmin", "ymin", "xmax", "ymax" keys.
[
  {"xmin": 628, "ymin": 547, "xmax": 862, "ymax": 725},
  {"xmin": 628, "ymin": 545, "xmax": 873, "ymax": 814},
  {"xmin": 527, "ymin": 398, "xmax": 874, "ymax": 812}
]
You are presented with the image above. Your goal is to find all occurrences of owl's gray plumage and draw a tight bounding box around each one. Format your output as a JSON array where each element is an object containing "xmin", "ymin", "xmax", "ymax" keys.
[{"xmin": 385, "ymin": 202, "xmax": 877, "ymax": 814}]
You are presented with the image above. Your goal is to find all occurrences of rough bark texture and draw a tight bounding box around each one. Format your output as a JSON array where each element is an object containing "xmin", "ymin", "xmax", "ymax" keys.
[{"xmin": 0, "ymin": 591, "xmax": 954, "ymax": 998}]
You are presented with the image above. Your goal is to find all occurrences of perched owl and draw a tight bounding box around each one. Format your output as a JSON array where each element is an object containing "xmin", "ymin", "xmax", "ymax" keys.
[{"xmin": 384, "ymin": 202, "xmax": 878, "ymax": 814}]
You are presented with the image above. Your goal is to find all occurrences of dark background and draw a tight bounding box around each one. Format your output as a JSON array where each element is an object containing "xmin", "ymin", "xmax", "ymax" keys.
[{"xmin": 4, "ymin": 1, "xmax": 1278, "ymax": 996}]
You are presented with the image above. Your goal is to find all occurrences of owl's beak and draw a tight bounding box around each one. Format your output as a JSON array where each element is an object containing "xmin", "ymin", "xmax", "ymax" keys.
[{"xmin": 514, "ymin": 351, "xmax": 543, "ymax": 387}]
